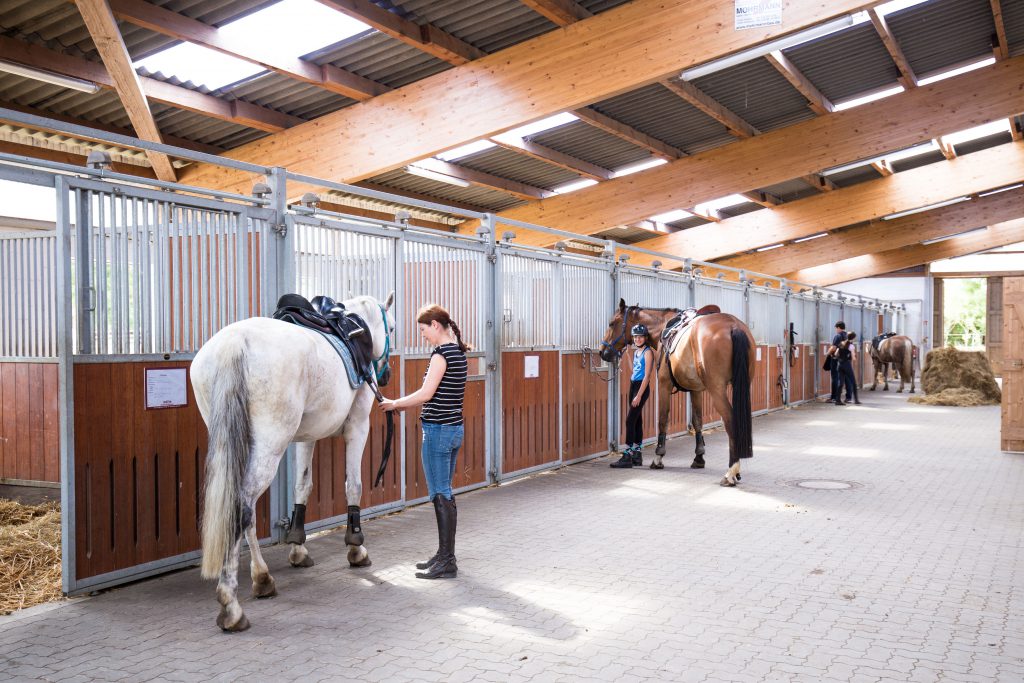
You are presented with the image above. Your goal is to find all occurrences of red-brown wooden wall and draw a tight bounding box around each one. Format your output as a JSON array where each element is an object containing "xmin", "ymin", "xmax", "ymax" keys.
[
  {"xmin": 561, "ymin": 353, "xmax": 609, "ymax": 461},
  {"xmin": 502, "ymin": 351, "xmax": 559, "ymax": 474},
  {"xmin": 1, "ymin": 361, "xmax": 59, "ymax": 483}
]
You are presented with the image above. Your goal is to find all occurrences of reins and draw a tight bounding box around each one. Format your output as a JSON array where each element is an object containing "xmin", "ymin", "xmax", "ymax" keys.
[{"xmin": 368, "ymin": 303, "xmax": 394, "ymax": 489}]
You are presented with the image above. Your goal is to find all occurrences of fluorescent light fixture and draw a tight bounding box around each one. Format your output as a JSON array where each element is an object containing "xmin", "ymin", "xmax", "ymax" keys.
[
  {"xmin": 940, "ymin": 119, "xmax": 1012, "ymax": 147},
  {"xmin": 680, "ymin": 14, "xmax": 857, "ymax": 81},
  {"xmin": 502, "ymin": 113, "xmax": 578, "ymax": 140},
  {"xmin": 921, "ymin": 226, "xmax": 987, "ymax": 245},
  {"xmin": 756, "ymin": 243, "xmax": 784, "ymax": 252},
  {"xmin": 649, "ymin": 209, "xmax": 693, "ymax": 223},
  {"xmin": 882, "ymin": 196, "xmax": 969, "ymax": 220},
  {"xmin": 613, "ymin": 158, "xmax": 668, "ymax": 177},
  {"xmin": 833, "ymin": 85, "xmax": 905, "ymax": 112},
  {"xmin": 134, "ymin": 0, "xmax": 368, "ymax": 90},
  {"xmin": 0, "ymin": 59, "xmax": 100, "ymax": 94},
  {"xmin": 695, "ymin": 194, "xmax": 749, "ymax": 213},
  {"xmin": 979, "ymin": 183, "xmax": 1024, "ymax": 198},
  {"xmin": 406, "ymin": 165, "xmax": 471, "ymax": 188},
  {"xmin": 552, "ymin": 178, "xmax": 598, "ymax": 194},
  {"xmin": 917, "ymin": 57, "xmax": 995, "ymax": 86},
  {"xmin": 435, "ymin": 140, "xmax": 496, "ymax": 161},
  {"xmin": 794, "ymin": 232, "xmax": 828, "ymax": 243}
]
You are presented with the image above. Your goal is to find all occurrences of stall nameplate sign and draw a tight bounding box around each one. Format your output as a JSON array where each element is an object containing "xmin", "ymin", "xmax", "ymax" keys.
[
  {"xmin": 145, "ymin": 368, "xmax": 188, "ymax": 409},
  {"xmin": 756, "ymin": 347, "xmax": 762, "ymax": 362},
  {"xmin": 524, "ymin": 355, "xmax": 540, "ymax": 378},
  {"xmin": 795, "ymin": 346, "xmax": 800, "ymax": 358},
  {"xmin": 735, "ymin": 0, "xmax": 782, "ymax": 30}
]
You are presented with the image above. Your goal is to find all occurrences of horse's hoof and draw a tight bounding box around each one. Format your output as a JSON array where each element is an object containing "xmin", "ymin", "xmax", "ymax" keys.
[
  {"xmin": 896, "ymin": 389, "xmax": 903, "ymax": 394},
  {"xmin": 719, "ymin": 477, "xmax": 737, "ymax": 487},
  {"xmin": 349, "ymin": 556, "xmax": 372, "ymax": 568},
  {"xmin": 348, "ymin": 546, "xmax": 372, "ymax": 567},
  {"xmin": 217, "ymin": 609, "xmax": 250, "ymax": 633},
  {"xmin": 736, "ymin": 473, "xmax": 742, "ymax": 481},
  {"xmin": 252, "ymin": 576, "xmax": 277, "ymax": 599},
  {"xmin": 691, "ymin": 461, "xmax": 705, "ymax": 469},
  {"xmin": 650, "ymin": 462, "xmax": 664, "ymax": 470},
  {"xmin": 290, "ymin": 555, "xmax": 314, "ymax": 568}
]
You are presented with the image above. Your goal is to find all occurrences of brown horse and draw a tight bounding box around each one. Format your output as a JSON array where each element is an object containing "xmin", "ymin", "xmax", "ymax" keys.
[
  {"xmin": 868, "ymin": 334, "xmax": 917, "ymax": 393},
  {"xmin": 598, "ymin": 300, "xmax": 755, "ymax": 486}
]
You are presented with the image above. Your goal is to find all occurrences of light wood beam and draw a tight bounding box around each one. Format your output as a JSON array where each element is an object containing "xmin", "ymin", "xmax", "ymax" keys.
[
  {"xmin": 178, "ymin": 0, "xmax": 885, "ymax": 193},
  {"xmin": 719, "ymin": 184, "xmax": 1024, "ymax": 274},
  {"xmin": 661, "ymin": 79, "xmax": 759, "ymax": 138},
  {"xmin": 520, "ymin": 0, "xmax": 592, "ymax": 26},
  {"xmin": 871, "ymin": 159, "xmax": 893, "ymax": 176},
  {"xmin": 765, "ymin": 51, "xmax": 833, "ymax": 115},
  {"xmin": 868, "ymin": 8, "xmax": 917, "ymax": 88},
  {"xmin": 784, "ymin": 218, "xmax": 1024, "ymax": 286},
  {"xmin": 315, "ymin": 0, "xmax": 484, "ymax": 65},
  {"xmin": 490, "ymin": 57, "xmax": 1024, "ymax": 246},
  {"xmin": 741, "ymin": 190, "xmax": 783, "ymax": 207},
  {"xmin": 573, "ymin": 107, "xmax": 685, "ymax": 160},
  {"xmin": 102, "ymin": 0, "xmax": 390, "ymax": 101},
  {"xmin": 0, "ymin": 139, "xmax": 157, "ymax": 178},
  {"xmin": 314, "ymin": 199, "xmax": 454, "ymax": 231},
  {"xmin": 75, "ymin": 0, "xmax": 175, "ymax": 181},
  {"xmin": 1012, "ymin": 120, "xmax": 1023, "ymax": 142},
  {"xmin": 0, "ymin": 35, "xmax": 303, "ymax": 132},
  {"xmin": 937, "ymin": 137, "xmax": 957, "ymax": 160},
  {"xmin": 489, "ymin": 135, "xmax": 613, "ymax": 180},
  {"xmin": 354, "ymin": 181, "xmax": 490, "ymax": 213},
  {"xmin": 623, "ymin": 141, "xmax": 1024, "ymax": 265},
  {"xmin": 409, "ymin": 158, "xmax": 555, "ymax": 201},
  {"xmin": 991, "ymin": 0, "xmax": 1010, "ymax": 60}
]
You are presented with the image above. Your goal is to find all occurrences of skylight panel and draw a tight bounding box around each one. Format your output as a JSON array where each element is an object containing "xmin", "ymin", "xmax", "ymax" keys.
[
  {"xmin": 133, "ymin": 0, "xmax": 370, "ymax": 91},
  {"xmin": 876, "ymin": 0, "xmax": 930, "ymax": 16},
  {"xmin": 612, "ymin": 158, "xmax": 667, "ymax": 177},
  {"xmin": 833, "ymin": 86, "xmax": 905, "ymax": 112},
  {"xmin": 940, "ymin": 120, "xmax": 1011, "ymax": 147},
  {"xmin": 695, "ymin": 194, "xmax": 748, "ymax": 213},
  {"xmin": 649, "ymin": 209, "xmax": 692, "ymax": 223},
  {"xmin": 917, "ymin": 58, "xmax": 995, "ymax": 86},
  {"xmin": 501, "ymin": 113, "xmax": 578, "ymax": 140},
  {"xmin": 552, "ymin": 178, "xmax": 598, "ymax": 194},
  {"xmin": 436, "ymin": 140, "xmax": 497, "ymax": 162}
]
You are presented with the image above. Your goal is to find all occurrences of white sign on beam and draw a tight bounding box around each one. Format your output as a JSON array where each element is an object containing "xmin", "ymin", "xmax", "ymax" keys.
[{"xmin": 735, "ymin": 0, "xmax": 782, "ymax": 30}]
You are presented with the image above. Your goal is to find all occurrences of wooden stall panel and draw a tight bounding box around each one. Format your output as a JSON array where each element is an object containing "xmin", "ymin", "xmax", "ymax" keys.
[
  {"xmin": 700, "ymin": 388, "xmax": 724, "ymax": 426},
  {"xmin": 789, "ymin": 346, "xmax": 805, "ymax": 403},
  {"xmin": 304, "ymin": 358, "xmax": 402, "ymax": 524},
  {"xmin": 0, "ymin": 362, "xmax": 59, "ymax": 483},
  {"xmin": 502, "ymin": 351, "xmax": 559, "ymax": 474},
  {"xmin": 668, "ymin": 387, "xmax": 688, "ymax": 435},
  {"xmin": 819, "ymin": 343, "xmax": 832, "ymax": 398},
  {"xmin": 804, "ymin": 348, "xmax": 816, "ymax": 401},
  {"xmin": 769, "ymin": 345, "xmax": 784, "ymax": 409},
  {"xmin": 620, "ymin": 355, "xmax": 658, "ymax": 444},
  {"xmin": 561, "ymin": 353, "xmax": 609, "ymax": 460},
  {"xmin": 751, "ymin": 345, "xmax": 769, "ymax": 413},
  {"xmin": 72, "ymin": 361, "xmax": 270, "ymax": 581},
  {"xmin": 404, "ymin": 359, "xmax": 487, "ymax": 501}
]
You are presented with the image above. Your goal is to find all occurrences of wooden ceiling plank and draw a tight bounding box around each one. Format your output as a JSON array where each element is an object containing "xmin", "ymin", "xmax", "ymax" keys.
[
  {"xmin": 102, "ymin": 0, "xmax": 388, "ymax": 100},
  {"xmin": 490, "ymin": 135, "xmax": 613, "ymax": 180},
  {"xmin": 74, "ymin": 0, "xmax": 175, "ymax": 181},
  {"xmin": 784, "ymin": 218, "xmax": 1024, "ymax": 286},
  {"xmin": 315, "ymin": 0, "xmax": 484, "ymax": 65},
  {"xmin": 572, "ymin": 107, "xmax": 684, "ymax": 160},
  {"xmin": 0, "ymin": 35, "xmax": 303, "ymax": 133},
  {"xmin": 720, "ymin": 184, "xmax": 1024, "ymax": 275},
  {"xmin": 177, "ymin": 0, "xmax": 884, "ymax": 193},
  {"xmin": 519, "ymin": 0, "xmax": 593, "ymax": 26},
  {"xmin": 490, "ymin": 57, "xmax": 1024, "ymax": 246}
]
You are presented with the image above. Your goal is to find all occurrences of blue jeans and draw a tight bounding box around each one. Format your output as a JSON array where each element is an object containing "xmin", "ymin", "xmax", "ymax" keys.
[{"xmin": 421, "ymin": 421, "xmax": 463, "ymax": 500}]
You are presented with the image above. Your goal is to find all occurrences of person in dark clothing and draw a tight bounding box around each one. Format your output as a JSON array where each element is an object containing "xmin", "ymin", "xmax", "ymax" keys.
[
  {"xmin": 828, "ymin": 321, "xmax": 846, "ymax": 403},
  {"xmin": 836, "ymin": 332, "xmax": 861, "ymax": 405},
  {"xmin": 611, "ymin": 324, "xmax": 655, "ymax": 469}
]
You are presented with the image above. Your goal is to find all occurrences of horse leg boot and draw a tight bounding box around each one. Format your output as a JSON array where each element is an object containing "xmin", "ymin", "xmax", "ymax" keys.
[
  {"xmin": 345, "ymin": 506, "xmax": 372, "ymax": 567},
  {"xmin": 651, "ymin": 433, "xmax": 666, "ymax": 469},
  {"xmin": 691, "ymin": 431, "xmax": 706, "ymax": 469},
  {"xmin": 417, "ymin": 495, "xmax": 457, "ymax": 579},
  {"xmin": 416, "ymin": 495, "xmax": 445, "ymax": 569}
]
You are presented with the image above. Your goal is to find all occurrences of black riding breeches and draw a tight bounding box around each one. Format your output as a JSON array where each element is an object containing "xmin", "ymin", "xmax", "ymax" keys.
[
  {"xmin": 839, "ymin": 361, "xmax": 857, "ymax": 401},
  {"xmin": 625, "ymin": 380, "xmax": 650, "ymax": 446}
]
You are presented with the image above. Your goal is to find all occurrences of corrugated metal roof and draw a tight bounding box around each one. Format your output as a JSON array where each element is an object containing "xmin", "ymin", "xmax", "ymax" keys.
[
  {"xmin": 1006, "ymin": 0, "xmax": 1024, "ymax": 56},
  {"xmin": 757, "ymin": 178, "xmax": 821, "ymax": 202},
  {"xmin": 152, "ymin": 105, "xmax": 264, "ymax": 148},
  {"xmin": 718, "ymin": 202, "xmax": 764, "ymax": 219},
  {"xmin": 398, "ymin": 0, "xmax": 556, "ymax": 54},
  {"xmin": 890, "ymin": 149, "xmax": 945, "ymax": 172},
  {"xmin": 592, "ymin": 225, "xmax": 659, "ymax": 244},
  {"xmin": 223, "ymin": 72, "xmax": 354, "ymax": 120},
  {"xmin": 455, "ymin": 147, "xmax": 580, "ymax": 190},
  {"xmin": 0, "ymin": 123, "xmax": 149, "ymax": 163},
  {"xmin": 367, "ymin": 168, "xmax": 525, "ymax": 212},
  {"xmin": 528, "ymin": 120, "xmax": 650, "ymax": 171},
  {"xmin": 578, "ymin": 0, "xmax": 634, "ymax": 13},
  {"xmin": 666, "ymin": 216, "xmax": 713, "ymax": 231},
  {"xmin": 692, "ymin": 59, "xmax": 817, "ymax": 133},
  {"xmin": 886, "ymin": 0, "xmax": 995, "ymax": 77},
  {"xmin": 826, "ymin": 166, "xmax": 884, "ymax": 189},
  {"xmin": 590, "ymin": 83, "xmax": 734, "ymax": 155},
  {"xmin": 312, "ymin": 31, "xmax": 452, "ymax": 90},
  {"xmin": 953, "ymin": 131, "xmax": 1014, "ymax": 156},
  {"xmin": 783, "ymin": 23, "xmax": 900, "ymax": 103}
]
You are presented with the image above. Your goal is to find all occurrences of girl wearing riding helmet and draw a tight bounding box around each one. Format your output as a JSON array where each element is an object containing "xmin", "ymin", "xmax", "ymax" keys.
[{"xmin": 611, "ymin": 323, "xmax": 655, "ymax": 469}]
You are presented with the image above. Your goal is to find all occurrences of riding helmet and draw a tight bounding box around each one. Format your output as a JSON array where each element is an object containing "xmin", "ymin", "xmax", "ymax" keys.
[{"xmin": 631, "ymin": 324, "xmax": 649, "ymax": 337}]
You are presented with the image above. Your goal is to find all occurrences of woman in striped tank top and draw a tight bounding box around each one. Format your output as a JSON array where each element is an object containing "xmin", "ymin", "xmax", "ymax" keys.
[{"xmin": 380, "ymin": 304, "xmax": 468, "ymax": 579}]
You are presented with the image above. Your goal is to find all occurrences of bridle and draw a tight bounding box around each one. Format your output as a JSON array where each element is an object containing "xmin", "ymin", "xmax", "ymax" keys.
[
  {"xmin": 367, "ymin": 302, "xmax": 394, "ymax": 488},
  {"xmin": 370, "ymin": 303, "xmax": 391, "ymax": 384},
  {"xmin": 599, "ymin": 305, "xmax": 637, "ymax": 362}
]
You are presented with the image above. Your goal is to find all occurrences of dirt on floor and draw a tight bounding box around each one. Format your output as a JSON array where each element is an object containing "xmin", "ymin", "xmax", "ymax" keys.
[
  {"xmin": 912, "ymin": 347, "xmax": 1001, "ymax": 407},
  {"xmin": 0, "ymin": 499, "xmax": 62, "ymax": 616}
]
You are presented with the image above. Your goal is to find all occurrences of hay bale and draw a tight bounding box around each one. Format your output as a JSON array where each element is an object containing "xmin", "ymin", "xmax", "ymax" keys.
[
  {"xmin": 0, "ymin": 499, "xmax": 62, "ymax": 615},
  {"xmin": 908, "ymin": 387, "xmax": 998, "ymax": 406},
  {"xmin": 919, "ymin": 347, "xmax": 1001, "ymax": 403}
]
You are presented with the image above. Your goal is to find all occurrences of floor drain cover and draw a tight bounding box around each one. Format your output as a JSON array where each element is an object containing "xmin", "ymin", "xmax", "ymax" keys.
[{"xmin": 789, "ymin": 479, "xmax": 860, "ymax": 490}]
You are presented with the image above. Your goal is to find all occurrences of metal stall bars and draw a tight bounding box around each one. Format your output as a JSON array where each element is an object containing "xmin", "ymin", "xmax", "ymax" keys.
[
  {"xmin": 787, "ymin": 288, "xmax": 818, "ymax": 404},
  {"xmin": 747, "ymin": 280, "xmax": 789, "ymax": 412}
]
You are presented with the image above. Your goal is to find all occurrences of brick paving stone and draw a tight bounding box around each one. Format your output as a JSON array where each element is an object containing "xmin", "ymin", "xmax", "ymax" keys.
[{"xmin": 1, "ymin": 393, "xmax": 1022, "ymax": 681}]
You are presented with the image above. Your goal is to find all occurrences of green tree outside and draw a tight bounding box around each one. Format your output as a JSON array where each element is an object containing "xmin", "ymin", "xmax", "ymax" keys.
[{"xmin": 943, "ymin": 278, "xmax": 986, "ymax": 350}]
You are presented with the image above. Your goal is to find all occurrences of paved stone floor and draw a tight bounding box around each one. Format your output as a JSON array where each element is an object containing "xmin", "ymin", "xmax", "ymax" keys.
[{"xmin": 1, "ymin": 390, "xmax": 1022, "ymax": 682}]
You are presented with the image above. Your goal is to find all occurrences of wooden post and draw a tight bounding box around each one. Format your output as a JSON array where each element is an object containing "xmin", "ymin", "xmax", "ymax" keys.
[{"xmin": 1001, "ymin": 277, "xmax": 1024, "ymax": 452}]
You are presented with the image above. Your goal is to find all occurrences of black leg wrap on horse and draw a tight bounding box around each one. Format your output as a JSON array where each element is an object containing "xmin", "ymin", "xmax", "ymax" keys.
[
  {"xmin": 284, "ymin": 503, "xmax": 306, "ymax": 545},
  {"xmin": 655, "ymin": 432, "xmax": 667, "ymax": 455},
  {"xmin": 345, "ymin": 505, "xmax": 364, "ymax": 546}
]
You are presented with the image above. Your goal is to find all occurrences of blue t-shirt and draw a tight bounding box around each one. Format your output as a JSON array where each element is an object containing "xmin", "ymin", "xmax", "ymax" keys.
[{"xmin": 631, "ymin": 346, "xmax": 651, "ymax": 381}]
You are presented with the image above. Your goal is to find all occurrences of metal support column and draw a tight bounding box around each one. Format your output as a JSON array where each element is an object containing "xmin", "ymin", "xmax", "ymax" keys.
[{"xmin": 483, "ymin": 215, "xmax": 502, "ymax": 483}]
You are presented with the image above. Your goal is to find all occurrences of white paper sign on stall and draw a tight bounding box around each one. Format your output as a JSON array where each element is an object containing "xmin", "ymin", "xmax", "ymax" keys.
[
  {"xmin": 145, "ymin": 368, "xmax": 188, "ymax": 409},
  {"xmin": 524, "ymin": 355, "xmax": 540, "ymax": 378}
]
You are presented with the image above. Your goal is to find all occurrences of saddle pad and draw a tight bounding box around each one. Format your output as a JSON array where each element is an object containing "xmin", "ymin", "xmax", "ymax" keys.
[{"xmin": 309, "ymin": 327, "xmax": 366, "ymax": 390}]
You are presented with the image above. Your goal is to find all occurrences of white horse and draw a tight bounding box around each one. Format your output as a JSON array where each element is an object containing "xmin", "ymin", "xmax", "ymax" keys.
[{"xmin": 190, "ymin": 293, "xmax": 394, "ymax": 632}]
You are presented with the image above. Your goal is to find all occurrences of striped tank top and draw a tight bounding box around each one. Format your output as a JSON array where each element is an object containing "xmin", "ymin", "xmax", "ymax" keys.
[{"xmin": 420, "ymin": 343, "xmax": 467, "ymax": 425}]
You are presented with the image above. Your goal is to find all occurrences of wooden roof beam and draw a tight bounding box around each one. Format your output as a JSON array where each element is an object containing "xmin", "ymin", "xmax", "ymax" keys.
[
  {"xmin": 719, "ymin": 184, "xmax": 1024, "ymax": 275},
  {"xmin": 103, "ymin": 0, "xmax": 390, "ymax": 101},
  {"xmin": 784, "ymin": 218, "xmax": 1024, "ymax": 286},
  {"xmin": 315, "ymin": 0, "xmax": 484, "ymax": 65},
  {"xmin": 661, "ymin": 79, "xmax": 759, "ymax": 138},
  {"xmin": 573, "ymin": 107, "xmax": 684, "ymax": 161},
  {"xmin": 0, "ymin": 35, "xmax": 302, "ymax": 133},
  {"xmin": 520, "ymin": 0, "xmax": 592, "ymax": 26},
  {"xmin": 353, "ymin": 181, "xmax": 490, "ymax": 213},
  {"xmin": 0, "ymin": 139, "xmax": 156, "ymax": 178},
  {"xmin": 624, "ymin": 141, "xmax": 1024, "ymax": 265},
  {"xmin": 75, "ymin": 0, "xmax": 175, "ymax": 181},
  {"xmin": 178, "ymin": 0, "xmax": 883, "ymax": 193},
  {"xmin": 314, "ymin": 199, "xmax": 454, "ymax": 231},
  {"xmin": 871, "ymin": 159, "xmax": 894, "ymax": 176},
  {"xmin": 991, "ymin": 0, "xmax": 1010, "ymax": 60},
  {"xmin": 411, "ymin": 158, "xmax": 555, "ymax": 201},
  {"xmin": 868, "ymin": 8, "xmax": 917, "ymax": 89},
  {"xmin": 489, "ymin": 135, "xmax": 613, "ymax": 181},
  {"xmin": 490, "ymin": 56, "xmax": 1024, "ymax": 247},
  {"xmin": 765, "ymin": 51, "xmax": 834, "ymax": 115},
  {"xmin": 741, "ymin": 190, "xmax": 783, "ymax": 208}
]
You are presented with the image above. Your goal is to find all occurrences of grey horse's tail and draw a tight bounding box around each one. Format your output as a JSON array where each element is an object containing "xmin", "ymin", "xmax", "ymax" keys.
[{"xmin": 200, "ymin": 347, "xmax": 252, "ymax": 579}]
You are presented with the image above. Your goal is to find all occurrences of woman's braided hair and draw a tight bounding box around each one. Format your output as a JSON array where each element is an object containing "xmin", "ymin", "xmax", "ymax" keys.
[{"xmin": 417, "ymin": 304, "xmax": 471, "ymax": 353}]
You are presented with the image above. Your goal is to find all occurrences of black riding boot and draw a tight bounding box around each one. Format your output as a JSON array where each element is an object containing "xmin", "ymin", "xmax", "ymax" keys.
[
  {"xmin": 416, "ymin": 495, "xmax": 445, "ymax": 570},
  {"xmin": 416, "ymin": 495, "xmax": 457, "ymax": 579}
]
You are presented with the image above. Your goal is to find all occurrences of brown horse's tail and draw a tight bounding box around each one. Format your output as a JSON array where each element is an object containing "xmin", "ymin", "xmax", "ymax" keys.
[{"xmin": 730, "ymin": 326, "xmax": 754, "ymax": 461}]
